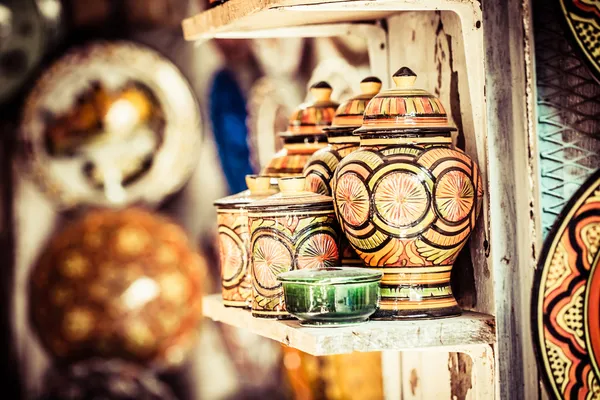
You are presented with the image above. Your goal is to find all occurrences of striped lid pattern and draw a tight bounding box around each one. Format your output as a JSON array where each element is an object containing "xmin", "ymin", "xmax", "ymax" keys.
[
  {"xmin": 329, "ymin": 76, "xmax": 382, "ymax": 129},
  {"xmin": 356, "ymin": 67, "xmax": 455, "ymax": 133},
  {"xmin": 285, "ymin": 81, "xmax": 338, "ymax": 136}
]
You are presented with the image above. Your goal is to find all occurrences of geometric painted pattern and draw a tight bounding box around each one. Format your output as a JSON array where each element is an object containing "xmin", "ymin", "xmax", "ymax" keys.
[
  {"xmin": 532, "ymin": 170, "xmax": 600, "ymax": 400},
  {"xmin": 535, "ymin": 0, "xmax": 600, "ymax": 237},
  {"xmin": 332, "ymin": 142, "xmax": 483, "ymax": 317},
  {"xmin": 248, "ymin": 213, "xmax": 340, "ymax": 318}
]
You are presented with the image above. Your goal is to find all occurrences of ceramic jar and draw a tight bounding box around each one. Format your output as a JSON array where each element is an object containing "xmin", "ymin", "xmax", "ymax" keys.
[
  {"xmin": 261, "ymin": 82, "xmax": 338, "ymax": 178},
  {"xmin": 246, "ymin": 176, "xmax": 341, "ymax": 319},
  {"xmin": 214, "ymin": 175, "xmax": 276, "ymax": 308},
  {"xmin": 303, "ymin": 77, "xmax": 382, "ymax": 196},
  {"xmin": 303, "ymin": 77, "xmax": 382, "ymax": 265},
  {"xmin": 332, "ymin": 67, "xmax": 483, "ymax": 319}
]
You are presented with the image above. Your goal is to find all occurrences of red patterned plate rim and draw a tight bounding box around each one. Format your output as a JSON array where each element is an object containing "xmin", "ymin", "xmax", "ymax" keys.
[{"xmin": 531, "ymin": 169, "xmax": 600, "ymax": 400}]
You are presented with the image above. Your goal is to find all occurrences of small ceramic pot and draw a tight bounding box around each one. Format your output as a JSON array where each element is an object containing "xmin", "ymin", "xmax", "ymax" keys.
[
  {"xmin": 247, "ymin": 176, "xmax": 341, "ymax": 319},
  {"xmin": 332, "ymin": 67, "xmax": 483, "ymax": 319},
  {"xmin": 261, "ymin": 82, "xmax": 338, "ymax": 178},
  {"xmin": 278, "ymin": 267, "xmax": 382, "ymax": 326},
  {"xmin": 214, "ymin": 175, "xmax": 276, "ymax": 308},
  {"xmin": 304, "ymin": 77, "xmax": 382, "ymax": 266}
]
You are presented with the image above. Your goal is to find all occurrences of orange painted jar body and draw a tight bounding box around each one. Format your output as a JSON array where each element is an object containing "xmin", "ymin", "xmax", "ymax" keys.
[{"xmin": 331, "ymin": 68, "xmax": 483, "ymax": 319}]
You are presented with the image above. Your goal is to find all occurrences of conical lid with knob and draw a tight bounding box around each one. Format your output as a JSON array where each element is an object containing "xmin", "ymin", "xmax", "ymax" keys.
[
  {"xmin": 326, "ymin": 76, "xmax": 382, "ymax": 133},
  {"xmin": 282, "ymin": 81, "xmax": 339, "ymax": 137},
  {"xmin": 214, "ymin": 175, "xmax": 277, "ymax": 208},
  {"xmin": 355, "ymin": 67, "xmax": 456, "ymax": 134},
  {"xmin": 246, "ymin": 176, "xmax": 334, "ymax": 212}
]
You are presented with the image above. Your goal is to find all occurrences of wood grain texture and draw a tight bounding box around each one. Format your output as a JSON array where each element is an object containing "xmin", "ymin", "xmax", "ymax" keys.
[
  {"xmin": 483, "ymin": 0, "xmax": 540, "ymax": 398},
  {"xmin": 181, "ymin": 0, "xmax": 483, "ymax": 40},
  {"xmin": 387, "ymin": 11, "xmax": 493, "ymax": 317},
  {"xmin": 202, "ymin": 294, "xmax": 496, "ymax": 356}
]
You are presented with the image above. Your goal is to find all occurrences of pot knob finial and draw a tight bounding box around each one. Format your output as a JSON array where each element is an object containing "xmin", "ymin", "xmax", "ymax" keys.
[
  {"xmin": 392, "ymin": 67, "xmax": 417, "ymax": 88},
  {"xmin": 278, "ymin": 176, "xmax": 306, "ymax": 194},
  {"xmin": 360, "ymin": 76, "xmax": 382, "ymax": 95},
  {"xmin": 246, "ymin": 174, "xmax": 271, "ymax": 194},
  {"xmin": 310, "ymin": 81, "xmax": 333, "ymax": 102}
]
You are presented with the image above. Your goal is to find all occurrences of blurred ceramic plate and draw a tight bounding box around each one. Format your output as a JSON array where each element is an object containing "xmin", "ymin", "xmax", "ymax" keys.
[{"xmin": 20, "ymin": 41, "xmax": 201, "ymax": 209}]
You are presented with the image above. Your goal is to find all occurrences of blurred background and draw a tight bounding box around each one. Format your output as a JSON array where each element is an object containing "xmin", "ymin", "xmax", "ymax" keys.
[{"xmin": 0, "ymin": 0, "xmax": 380, "ymax": 399}]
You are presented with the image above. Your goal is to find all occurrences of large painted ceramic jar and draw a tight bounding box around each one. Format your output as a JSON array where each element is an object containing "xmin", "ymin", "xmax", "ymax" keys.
[
  {"xmin": 247, "ymin": 177, "xmax": 341, "ymax": 319},
  {"xmin": 304, "ymin": 77, "xmax": 382, "ymax": 265},
  {"xmin": 332, "ymin": 67, "xmax": 483, "ymax": 319},
  {"xmin": 261, "ymin": 82, "xmax": 338, "ymax": 178},
  {"xmin": 214, "ymin": 175, "xmax": 276, "ymax": 308}
]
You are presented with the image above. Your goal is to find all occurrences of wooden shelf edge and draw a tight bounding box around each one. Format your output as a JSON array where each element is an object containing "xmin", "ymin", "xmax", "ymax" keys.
[
  {"xmin": 202, "ymin": 294, "xmax": 496, "ymax": 356},
  {"xmin": 182, "ymin": 0, "xmax": 482, "ymax": 41}
]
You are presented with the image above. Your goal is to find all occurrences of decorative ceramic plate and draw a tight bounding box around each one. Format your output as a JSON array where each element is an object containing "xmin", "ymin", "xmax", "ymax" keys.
[
  {"xmin": 559, "ymin": 0, "xmax": 600, "ymax": 82},
  {"xmin": 532, "ymin": 169, "xmax": 600, "ymax": 399},
  {"xmin": 20, "ymin": 41, "xmax": 201, "ymax": 209}
]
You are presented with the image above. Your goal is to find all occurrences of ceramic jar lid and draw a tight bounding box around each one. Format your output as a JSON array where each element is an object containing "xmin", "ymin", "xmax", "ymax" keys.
[
  {"xmin": 356, "ymin": 67, "xmax": 456, "ymax": 134},
  {"xmin": 213, "ymin": 175, "xmax": 275, "ymax": 208},
  {"xmin": 282, "ymin": 81, "xmax": 338, "ymax": 137},
  {"xmin": 246, "ymin": 176, "xmax": 333, "ymax": 212},
  {"xmin": 327, "ymin": 77, "xmax": 382, "ymax": 133},
  {"xmin": 277, "ymin": 267, "xmax": 383, "ymax": 285}
]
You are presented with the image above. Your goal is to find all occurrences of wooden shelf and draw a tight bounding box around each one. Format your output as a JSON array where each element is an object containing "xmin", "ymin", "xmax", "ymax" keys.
[
  {"xmin": 182, "ymin": 0, "xmax": 482, "ymax": 40},
  {"xmin": 203, "ymin": 294, "xmax": 496, "ymax": 356}
]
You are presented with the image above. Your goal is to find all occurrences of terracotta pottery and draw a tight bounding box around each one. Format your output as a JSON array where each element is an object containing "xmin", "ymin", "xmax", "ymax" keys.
[
  {"xmin": 532, "ymin": 169, "xmax": 600, "ymax": 400},
  {"xmin": 214, "ymin": 175, "xmax": 277, "ymax": 308},
  {"xmin": 29, "ymin": 208, "xmax": 204, "ymax": 368},
  {"xmin": 304, "ymin": 77, "xmax": 382, "ymax": 265},
  {"xmin": 332, "ymin": 67, "xmax": 483, "ymax": 319},
  {"xmin": 247, "ymin": 176, "xmax": 341, "ymax": 319},
  {"xmin": 261, "ymin": 81, "xmax": 338, "ymax": 178}
]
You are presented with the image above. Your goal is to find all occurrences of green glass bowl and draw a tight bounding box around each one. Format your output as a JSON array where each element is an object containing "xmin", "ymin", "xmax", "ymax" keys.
[{"xmin": 277, "ymin": 267, "xmax": 382, "ymax": 327}]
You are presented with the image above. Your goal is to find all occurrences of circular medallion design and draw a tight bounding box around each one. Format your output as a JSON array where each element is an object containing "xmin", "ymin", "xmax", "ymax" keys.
[
  {"xmin": 532, "ymin": 170, "xmax": 600, "ymax": 400},
  {"xmin": 335, "ymin": 173, "xmax": 370, "ymax": 226},
  {"xmin": 218, "ymin": 230, "xmax": 245, "ymax": 287},
  {"xmin": 252, "ymin": 236, "xmax": 292, "ymax": 296},
  {"xmin": 305, "ymin": 173, "xmax": 329, "ymax": 196},
  {"xmin": 374, "ymin": 171, "xmax": 429, "ymax": 228},
  {"xmin": 296, "ymin": 233, "xmax": 339, "ymax": 270},
  {"xmin": 434, "ymin": 170, "xmax": 475, "ymax": 223}
]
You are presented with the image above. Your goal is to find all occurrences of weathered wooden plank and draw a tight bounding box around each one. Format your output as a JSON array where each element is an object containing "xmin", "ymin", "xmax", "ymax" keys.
[
  {"xmin": 483, "ymin": 0, "xmax": 541, "ymax": 397},
  {"xmin": 387, "ymin": 10, "xmax": 493, "ymax": 316},
  {"xmin": 202, "ymin": 294, "xmax": 495, "ymax": 356},
  {"xmin": 181, "ymin": 0, "xmax": 483, "ymax": 40}
]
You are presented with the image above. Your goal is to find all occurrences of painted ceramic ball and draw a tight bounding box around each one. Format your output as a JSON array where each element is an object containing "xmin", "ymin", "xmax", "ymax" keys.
[
  {"xmin": 29, "ymin": 208, "xmax": 204, "ymax": 368},
  {"xmin": 41, "ymin": 358, "xmax": 177, "ymax": 400}
]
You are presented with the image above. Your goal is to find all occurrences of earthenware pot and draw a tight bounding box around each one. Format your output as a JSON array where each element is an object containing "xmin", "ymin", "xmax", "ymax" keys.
[
  {"xmin": 214, "ymin": 175, "xmax": 277, "ymax": 308},
  {"xmin": 247, "ymin": 176, "xmax": 341, "ymax": 319},
  {"xmin": 261, "ymin": 82, "xmax": 338, "ymax": 178},
  {"xmin": 278, "ymin": 267, "xmax": 382, "ymax": 326},
  {"xmin": 332, "ymin": 67, "xmax": 483, "ymax": 319},
  {"xmin": 304, "ymin": 77, "xmax": 382, "ymax": 265}
]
